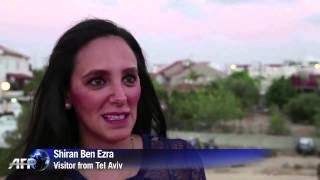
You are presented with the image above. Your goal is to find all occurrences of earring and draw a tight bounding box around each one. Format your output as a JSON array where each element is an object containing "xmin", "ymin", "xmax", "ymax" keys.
[{"xmin": 65, "ymin": 103, "xmax": 72, "ymax": 109}]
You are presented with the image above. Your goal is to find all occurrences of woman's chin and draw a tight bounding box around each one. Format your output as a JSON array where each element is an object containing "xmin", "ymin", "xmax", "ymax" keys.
[{"xmin": 104, "ymin": 132, "xmax": 131, "ymax": 143}]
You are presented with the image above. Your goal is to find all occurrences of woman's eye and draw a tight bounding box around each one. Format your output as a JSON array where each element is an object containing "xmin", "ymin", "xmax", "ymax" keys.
[
  {"xmin": 88, "ymin": 78, "xmax": 105, "ymax": 87},
  {"xmin": 123, "ymin": 75, "xmax": 137, "ymax": 86}
]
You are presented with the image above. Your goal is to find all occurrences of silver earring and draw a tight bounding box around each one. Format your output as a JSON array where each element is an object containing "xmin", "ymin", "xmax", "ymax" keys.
[{"xmin": 65, "ymin": 103, "xmax": 72, "ymax": 109}]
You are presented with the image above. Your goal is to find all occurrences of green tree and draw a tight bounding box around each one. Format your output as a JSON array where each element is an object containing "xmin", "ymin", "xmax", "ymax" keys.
[
  {"xmin": 152, "ymin": 79, "xmax": 168, "ymax": 101},
  {"xmin": 222, "ymin": 71, "xmax": 260, "ymax": 111},
  {"xmin": 166, "ymin": 88, "xmax": 244, "ymax": 130},
  {"xmin": 284, "ymin": 93, "xmax": 320, "ymax": 124},
  {"xmin": 265, "ymin": 77, "xmax": 297, "ymax": 109},
  {"xmin": 23, "ymin": 68, "xmax": 46, "ymax": 95},
  {"xmin": 314, "ymin": 113, "xmax": 320, "ymax": 137},
  {"xmin": 187, "ymin": 69, "xmax": 201, "ymax": 82},
  {"xmin": 268, "ymin": 107, "xmax": 290, "ymax": 135}
]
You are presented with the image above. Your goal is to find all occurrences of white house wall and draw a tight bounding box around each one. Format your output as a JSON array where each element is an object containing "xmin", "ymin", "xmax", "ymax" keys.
[{"xmin": 0, "ymin": 55, "xmax": 32, "ymax": 82}]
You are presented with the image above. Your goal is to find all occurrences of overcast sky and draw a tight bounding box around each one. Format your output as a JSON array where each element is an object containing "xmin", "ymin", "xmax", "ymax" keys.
[{"xmin": 1, "ymin": 0, "xmax": 320, "ymax": 69}]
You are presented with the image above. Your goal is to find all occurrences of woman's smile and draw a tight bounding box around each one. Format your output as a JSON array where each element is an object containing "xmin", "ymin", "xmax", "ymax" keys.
[
  {"xmin": 68, "ymin": 36, "xmax": 141, "ymax": 145},
  {"xmin": 102, "ymin": 112, "xmax": 130, "ymax": 125}
]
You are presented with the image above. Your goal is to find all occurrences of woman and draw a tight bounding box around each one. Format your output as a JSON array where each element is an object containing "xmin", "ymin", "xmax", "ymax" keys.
[{"xmin": 7, "ymin": 19, "xmax": 206, "ymax": 180}]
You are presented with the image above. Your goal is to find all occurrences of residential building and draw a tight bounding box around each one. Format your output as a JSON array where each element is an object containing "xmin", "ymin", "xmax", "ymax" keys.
[
  {"xmin": 291, "ymin": 73, "xmax": 320, "ymax": 91},
  {"xmin": 0, "ymin": 45, "xmax": 33, "ymax": 98},
  {"xmin": 227, "ymin": 60, "xmax": 320, "ymax": 94},
  {"xmin": 153, "ymin": 59, "xmax": 225, "ymax": 90}
]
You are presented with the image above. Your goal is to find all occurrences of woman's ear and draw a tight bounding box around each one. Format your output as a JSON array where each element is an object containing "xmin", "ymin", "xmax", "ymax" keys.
[{"xmin": 65, "ymin": 92, "xmax": 72, "ymax": 110}]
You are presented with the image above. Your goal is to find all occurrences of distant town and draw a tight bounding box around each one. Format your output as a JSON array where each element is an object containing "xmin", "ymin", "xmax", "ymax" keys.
[{"xmin": 1, "ymin": 44, "xmax": 320, "ymax": 116}]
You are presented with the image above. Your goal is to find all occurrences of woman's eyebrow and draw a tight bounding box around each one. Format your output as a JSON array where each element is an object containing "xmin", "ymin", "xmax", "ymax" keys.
[
  {"xmin": 82, "ymin": 70, "xmax": 110, "ymax": 79},
  {"xmin": 82, "ymin": 67, "xmax": 137, "ymax": 78},
  {"xmin": 123, "ymin": 67, "xmax": 138, "ymax": 74}
]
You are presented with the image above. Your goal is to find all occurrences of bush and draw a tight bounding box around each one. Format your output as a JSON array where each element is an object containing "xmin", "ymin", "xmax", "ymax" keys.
[
  {"xmin": 266, "ymin": 77, "xmax": 297, "ymax": 109},
  {"xmin": 284, "ymin": 93, "xmax": 320, "ymax": 124},
  {"xmin": 0, "ymin": 148, "xmax": 12, "ymax": 176},
  {"xmin": 314, "ymin": 113, "xmax": 320, "ymax": 137},
  {"xmin": 268, "ymin": 108, "xmax": 290, "ymax": 135},
  {"xmin": 222, "ymin": 71, "xmax": 260, "ymax": 111},
  {"xmin": 166, "ymin": 88, "xmax": 244, "ymax": 130},
  {"xmin": 23, "ymin": 68, "xmax": 45, "ymax": 95},
  {"xmin": 152, "ymin": 79, "xmax": 168, "ymax": 101}
]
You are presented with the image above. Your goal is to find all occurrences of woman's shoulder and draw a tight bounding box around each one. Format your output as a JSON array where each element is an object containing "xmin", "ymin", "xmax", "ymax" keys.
[{"xmin": 143, "ymin": 135, "xmax": 194, "ymax": 150}]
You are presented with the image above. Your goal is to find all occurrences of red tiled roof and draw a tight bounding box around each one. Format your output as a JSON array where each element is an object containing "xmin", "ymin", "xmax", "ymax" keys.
[
  {"xmin": 155, "ymin": 60, "xmax": 184, "ymax": 75},
  {"xmin": 7, "ymin": 73, "xmax": 33, "ymax": 80},
  {"xmin": 0, "ymin": 45, "xmax": 29, "ymax": 60},
  {"xmin": 155, "ymin": 60, "xmax": 194, "ymax": 77}
]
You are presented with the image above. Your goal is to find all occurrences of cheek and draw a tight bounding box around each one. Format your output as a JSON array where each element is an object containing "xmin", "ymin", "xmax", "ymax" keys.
[
  {"xmin": 127, "ymin": 86, "xmax": 141, "ymax": 109},
  {"xmin": 70, "ymin": 86, "xmax": 102, "ymax": 115}
]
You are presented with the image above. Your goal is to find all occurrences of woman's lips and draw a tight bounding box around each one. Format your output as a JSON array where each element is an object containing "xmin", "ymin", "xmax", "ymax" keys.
[{"xmin": 102, "ymin": 112, "xmax": 129, "ymax": 124}]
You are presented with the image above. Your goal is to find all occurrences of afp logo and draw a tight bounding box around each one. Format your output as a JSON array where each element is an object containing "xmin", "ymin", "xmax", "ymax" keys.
[
  {"xmin": 8, "ymin": 158, "xmax": 36, "ymax": 169},
  {"xmin": 8, "ymin": 149, "xmax": 50, "ymax": 171}
]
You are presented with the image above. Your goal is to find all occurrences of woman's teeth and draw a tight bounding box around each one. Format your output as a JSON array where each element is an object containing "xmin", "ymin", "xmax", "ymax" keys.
[{"xmin": 105, "ymin": 114, "xmax": 126, "ymax": 121}]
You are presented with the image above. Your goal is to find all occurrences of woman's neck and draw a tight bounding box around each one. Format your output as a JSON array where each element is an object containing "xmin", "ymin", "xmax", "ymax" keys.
[
  {"xmin": 80, "ymin": 133, "xmax": 142, "ymax": 149},
  {"xmin": 78, "ymin": 134, "xmax": 143, "ymax": 179}
]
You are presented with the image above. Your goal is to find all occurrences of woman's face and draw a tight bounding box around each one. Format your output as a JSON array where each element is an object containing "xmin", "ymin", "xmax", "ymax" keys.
[{"xmin": 68, "ymin": 36, "xmax": 141, "ymax": 144}]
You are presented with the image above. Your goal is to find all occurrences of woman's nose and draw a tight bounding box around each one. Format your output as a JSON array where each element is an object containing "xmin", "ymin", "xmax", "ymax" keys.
[{"xmin": 109, "ymin": 83, "xmax": 127, "ymax": 105}]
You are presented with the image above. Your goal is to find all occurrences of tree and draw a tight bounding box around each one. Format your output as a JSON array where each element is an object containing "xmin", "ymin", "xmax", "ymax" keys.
[
  {"xmin": 314, "ymin": 113, "xmax": 320, "ymax": 137},
  {"xmin": 166, "ymin": 87, "xmax": 244, "ymax": 130},
  {"xmin": 265, "ymin": 77, "xmax": 297, "ymax": 109},
  {"xmin": 284, "ymin": 93, "xmax": 320, "ymax": 124},
  {"xmin": 187, "ymin": 69, "xmax": 201, "ymax": 83},
  {"xmin": 152, "ymin": 79, "xmax": 168, "ymax": 101},
  {"xmin": 268, "ymin": 106, "xmax": 290, "ymax": 135},
  {"xmin": 23, "ymin": 68, "xmax": 46, "ymax": 95},
  {"xmin": 222, "ymin": 71, "xmax": 260, "ymax": 111}
]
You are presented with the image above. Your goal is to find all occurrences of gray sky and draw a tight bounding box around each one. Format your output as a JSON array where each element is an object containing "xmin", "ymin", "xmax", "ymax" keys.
[{"xmin": 1, "ymin": 0, "xmax": 320, "ymax": 69}]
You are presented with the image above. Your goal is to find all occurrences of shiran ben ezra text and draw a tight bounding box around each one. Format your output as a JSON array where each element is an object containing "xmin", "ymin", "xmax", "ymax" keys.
[{"xmin": 53, "ymin": 149, "xmax": 123, "ymax": 170}]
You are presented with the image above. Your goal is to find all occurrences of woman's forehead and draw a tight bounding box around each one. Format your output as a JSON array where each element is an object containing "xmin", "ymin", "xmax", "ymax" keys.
[{"xmin": 73, "ymin": 36, "xmax": 138, "ymax": 74}]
